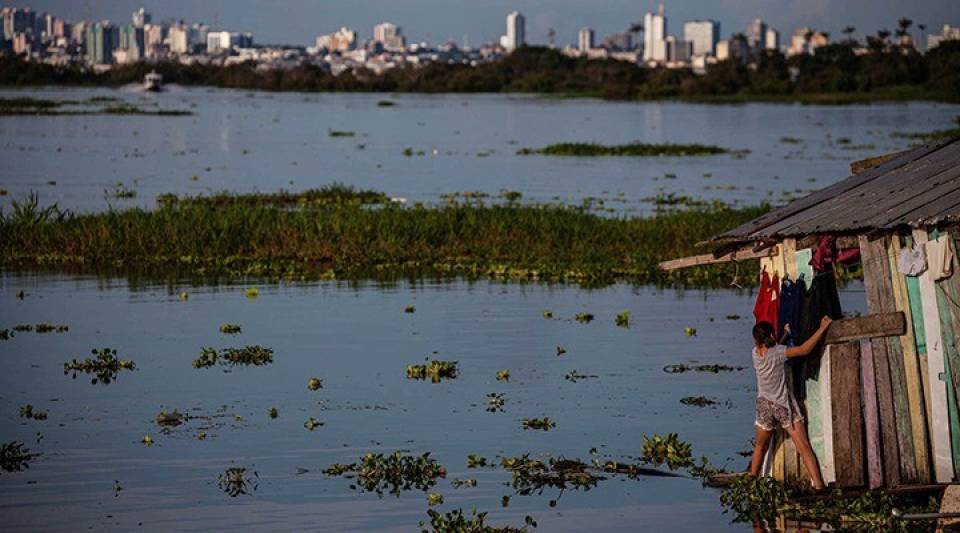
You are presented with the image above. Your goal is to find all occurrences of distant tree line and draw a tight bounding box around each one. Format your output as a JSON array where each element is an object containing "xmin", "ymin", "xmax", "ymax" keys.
[{"xmin": 1, "ymin": 40, "xmax": 958, "ymax": 102}]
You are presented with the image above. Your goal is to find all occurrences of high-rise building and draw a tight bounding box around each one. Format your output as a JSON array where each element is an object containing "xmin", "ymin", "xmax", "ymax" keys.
[
  {"xmin": 207, "ymin": 31, "xmax": 254, "ymax": 54},
  {"xmin": 118, "ymin": 24, "xmax": 145, "ymax": 60},
  {"xmin": 683, "ymin": 20, "xmax": 719, "ymax": 56},
  {"xmin": 316, "ymin": 27, "xmax": 356, "ymax": 52},
  {"xmin": 787, "ymin": 27, "xmax": 829, "ymax": 56},
  {"xmin": 746, "ymin": 17, "xmax": 767, "ymax": 49},
  {"xmin": 665, "ymin": 36, "xmax": 694, "ymax": 63},
  {"xmin": 765, "ymin": 27, "xmax": 780, "ymax": 50},
  {"xmin": 3, "ymin": 7, "xmax": 35, "ymax": 40},
  {"xmin": 85, "ymin": 22, "xmax": 119, "ymax": 64},
  {"xmin": 643, "ymin": 4, "xmax": 666, "ymax": 62},
  {"xmin": 505, "ymin": 11, "xmax": 525, "ymax": 51},
  {"xmin": 143, "ymin": 23, "xmax": 163, "ymax": 56},
  {"xmin": 373, "ymin": 22, "xmax": 405, "ymax": 50},
  {"xmin": 578, "ymin": 27, "xmax": 594, "ymax": 52},
  {"xmin": 132, "ymin": 8, "xmax": 151, "ymax": 28},
  {"xmin": 168, "ymin": 23, "xmax": 189, "ymax": 54},
  {"xmin": 600, "ymin": 32, "xmax": 633, "ymax": 52},
  {"xmin": 928, "ymin": 24, "xmax": 960, "ymax": 49}
]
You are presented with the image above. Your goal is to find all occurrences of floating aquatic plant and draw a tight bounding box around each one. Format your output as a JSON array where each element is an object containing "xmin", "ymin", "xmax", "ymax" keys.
[
  {"xmin": 574, "ymin": 313, "xmax": 594, "ymax": 324},
  {"xmin": 0, "ymin": 441, "xmax": 34, "ymax": 473},
  {"xmin": 19, "ymin": 404, "xmax": 47, "ymax": 420},
  {"xmin": 193, "ymin": 346, "xmax": 274, "ymax": 368},
  {"xmin": 218, "ymin": 466, "xmax": 258, "ymax": 497},
  {"xmin": 641, "ymin": 433, "xmax": 693, "ymax": 470},
  {"xmin": 684, "ymin": 327, "xmax": 697, "ymax": 337},
  {"xmin": 542, "ymin": 310, "xmax": 553, "ymax": 319},
  {"xmin": 663, "ymin": 363, "xmax": 743, "ymax": 374},
  {"xmin": 63, "ymin": 348, "xmax": 135, "ymax": 384},
  {"xmin": 420, "ymin": 508, "xmax": 533, "ymax": 533},
  {"xmin": 404, "ymin": 305, "xmax": 416, "ymax": 313},
  {"xmin": 564, "ymin": 370, "xmax": 596, "ymax": 383},
  {"xmin": 376, "ymin": 100, "xmax": 396, "ymax": 107},
  {"xmin": 615, "ymin": 311, "xmax": 630, "ymax": 328},
  {"xmin": 304, "ymin": 417, "xmax": 323, "ymax": 430},
  {"xmin": 219, "ymin": 323, "xmax": 241, "ymax": 334},
  {"xmin": 324, "ymin": 451, "xmax": 446, "ymax": 497},
  {"xmin": 555, "ymin": 345, "xmax": 566, "ymax": 356},
  {"xmin": 467, "ymin": 454, "xmax": 487, "ymax": 468},
  {"xmin": 427, "ymin": 492, "xmax": 444, "ymax": 506},
  {"xmin": 521, "ymin": 418, "xmax": 555, "ymax": 431},
  {"xmin": 517, "ymin": 142, "xmax": 731, "ymax": 157},
  {"xmin": 486, "ymin": 393, "xmax": 506, "ymax": 413},
  {"xmin": 307, "ymin": 377, "xmax": 323, "ymax": 391},
  {"xmin": 496, "ymin": 370, "xmax": 510, "ymax": 382},
  {"xmin": 502, "ymin": 455, "xmax": 601, "ymax": 499},
  {"xmin": 156, "ymin": 410, "xmax": 187, "ymax": 427},
  {"xmin": 244, "ymin": 288, "xmax": 259, "ymax": 298},
  {"xmin": 328, "ymin": 130, "xmax": 355, "ymax": 137},
  {"xmin": 680, "ymin": 396, "xmax": 718, "ymax": 407},
  {"xmin": 451, "ymin": 478, "xmax": 477, "ymax": 488},
  {"xmin": 12, "ymin": 323, "xmax": 68, "ymax": 333},
  {"xmin": 141, "ymin": 435, "xmax": 153, "ymax": 446},
  {"xmin": 268, "ymin": 407, "xmax": 279, "ymax": 418},
  {"xmin": 407, "ymin": 360, "xmax": 459, "ymax": 382}
]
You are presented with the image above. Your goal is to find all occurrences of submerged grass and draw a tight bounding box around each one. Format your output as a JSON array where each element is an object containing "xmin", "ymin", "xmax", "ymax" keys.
[
  {"xmin": 517, "ymin": 142, "xmax": 732, "ymax": 157},
  {"xmin": 0, "ymin": 190, "xmax": 767, "ymax": 288}
]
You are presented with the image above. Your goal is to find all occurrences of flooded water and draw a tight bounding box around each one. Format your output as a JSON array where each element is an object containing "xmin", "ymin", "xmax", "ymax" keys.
[
  {"xmin": 0, "ymin": 88, "xmax": 926, "ymax": 530},
  {"xmin": 0, "ymin": 87, "xmax": 956, "ymax": 214},
  {"xmin": 0, "ymin": 273, "xmax": 866, "ymax": 531}
]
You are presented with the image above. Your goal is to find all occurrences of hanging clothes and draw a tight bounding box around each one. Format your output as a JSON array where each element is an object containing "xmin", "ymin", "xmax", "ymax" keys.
[
  {"xmin": 898, "ymin": 244, "xmax": 928, "ymax": 277},
  {"xmin": 754, "ymin": 268, "xmax": 780, "ymax": 334},
  {"xmin": 809, "ymin": 235, "xmax": 837, "ymax": 273},
  {"xmin": 778, "ymin": 276, "xmax": 806, "ymax": 347},
  {"xmin": 798, "ymin": 271, "xmax": 843, "ymax": 382},
  {"xmin": 926, "ymin": 234, "xmax": 955, "ymax": 281}
]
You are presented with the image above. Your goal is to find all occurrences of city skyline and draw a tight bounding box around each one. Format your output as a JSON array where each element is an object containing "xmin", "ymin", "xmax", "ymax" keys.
[{"xmin": 7, "ymin": 0, "xmax": 957, "ymax": 48}]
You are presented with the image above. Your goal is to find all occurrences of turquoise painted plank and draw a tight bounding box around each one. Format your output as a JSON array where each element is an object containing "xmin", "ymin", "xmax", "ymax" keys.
[{"xmin": 904, "ymin": 236, "xmax": 927, "ymax": 355}]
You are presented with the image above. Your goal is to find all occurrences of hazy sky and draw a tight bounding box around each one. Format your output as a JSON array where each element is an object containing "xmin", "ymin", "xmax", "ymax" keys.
[{"xmin": 6, "ymin": 0, "xmax": 957, "ymax": 47}]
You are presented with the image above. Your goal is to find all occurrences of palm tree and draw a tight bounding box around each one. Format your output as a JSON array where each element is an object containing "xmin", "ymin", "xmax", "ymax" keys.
[
  {"xmin": 842, "ymin": 26, "xmax": 856, "ymax": 44},
  {"xmin": 896, "ymin": 17, "xmax": 913, "ymax": 38}
]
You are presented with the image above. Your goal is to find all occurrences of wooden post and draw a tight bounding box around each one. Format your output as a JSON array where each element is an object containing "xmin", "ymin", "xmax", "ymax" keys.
[
  {"xmin": 859, "ymin": 235, "xmax": 910, "ymax": 486},
  {"xmin": 913, "ymin": 228, "xmax": 954, "ymax": 483},
  {"xmin": 832, "ymin": 340, "xmax": 865, "ymax": 487},
  {"xmin": 888, "ymin": 234, "xmax": 933, "ymax": 484},
  {"xmin": 860, "ymin": 339, "xmax": 883, "ymax": 489}
]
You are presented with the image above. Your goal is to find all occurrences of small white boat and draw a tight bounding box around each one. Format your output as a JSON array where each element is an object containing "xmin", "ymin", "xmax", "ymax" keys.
[{"xmin": 143, "ymin": 71, "xmax": 163, "ymax": 92}]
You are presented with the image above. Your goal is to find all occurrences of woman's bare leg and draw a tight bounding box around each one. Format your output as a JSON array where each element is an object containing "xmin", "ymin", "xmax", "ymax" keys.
[
  {"xmin": 749, "ymin": 425, "xmax": 774, "ymax": 476},
  {"xmin": 785, "ymin": 420, "xmax": 825, "ymax": 490}
]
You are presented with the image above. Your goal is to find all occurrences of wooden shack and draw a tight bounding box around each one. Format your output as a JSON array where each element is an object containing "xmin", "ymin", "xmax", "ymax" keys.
[{"xmin": 661, "ymin": 136, "xmax": 960, "ymax": 490}]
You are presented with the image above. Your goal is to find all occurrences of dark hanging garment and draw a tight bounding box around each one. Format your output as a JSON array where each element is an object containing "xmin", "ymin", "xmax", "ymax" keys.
[
  {"xmin": 798, "ymin": 272, "xmax": 843, "ymax": 383},
  {"xmin": 778, "ymin": 277, "xmax": 806, "ymax": 347}
]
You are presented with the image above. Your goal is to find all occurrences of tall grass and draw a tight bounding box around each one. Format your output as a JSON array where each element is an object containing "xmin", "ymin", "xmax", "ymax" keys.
[{"xmin": 0, "ymin": 195, "xmax": 767, "ymax": 287}]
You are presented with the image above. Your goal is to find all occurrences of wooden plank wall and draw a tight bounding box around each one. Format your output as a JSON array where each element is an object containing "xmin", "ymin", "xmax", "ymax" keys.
[
  {"xmin": 913, "ymin": 229, "xmax": 955, "ymax": 483},
  {"xmin": 934, "ymin": 228, "xmax": 960, "ymax": 477},
  {"xmin": 860, "ymin": 235, "xmax": 917, "ymax": 485},
  {"xmin": 831, "ymin": 340, "xmax": 865, "ymax": 487},
  {"xmin": 888, "ymin": 235, "xmax": 933, "ymax": 484}
]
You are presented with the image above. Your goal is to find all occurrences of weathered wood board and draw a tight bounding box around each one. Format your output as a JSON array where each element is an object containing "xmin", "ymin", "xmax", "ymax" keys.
[
  {"xmin": 934, "ymin": 230, "xmax": 960, "ymax": 476},
  {"xmin": 913, "ymin": 228, "xmax": 954, "ymax": 483},
  {"xmin": 859, "ymin": 235, "xmax": 907, "ymax": 486},
  {"xmin": 823, "ymin": 312, "xmax": 906, "ymax": 345},
  {"xmin": 831, "ymin": 341, "xmax": 865, "ymax": 487},
  {"xmin": 860, "ymin": 339, "xmax": 883, "ymax": 489},
  {"xmin": 888, "ymin": 234, "xmax": 932, "ymax": 484}
]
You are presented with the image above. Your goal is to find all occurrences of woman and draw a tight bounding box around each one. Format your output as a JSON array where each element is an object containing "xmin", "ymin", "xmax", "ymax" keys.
[{"xmin": 749, "ymin": 316, "xmax": 831, "ymax": 491}]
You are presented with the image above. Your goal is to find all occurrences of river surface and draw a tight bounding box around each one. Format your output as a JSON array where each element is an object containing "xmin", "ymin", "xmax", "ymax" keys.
[
  {"xmin": 0, "ymin": 89, "xmax": 936, "ymax": 531},
  {"xmin": 0, "ymin": 87, "xmax": 957, "ymax": 213},
  {"xmin": 0, "ymin": 274, "xmax": 866, "ymax": 532}
]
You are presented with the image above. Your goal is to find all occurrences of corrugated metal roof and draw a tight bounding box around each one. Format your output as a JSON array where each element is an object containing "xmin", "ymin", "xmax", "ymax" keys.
[{"xmin": 715, "ymin": 136, "xmax": 960, "ymax": 244}]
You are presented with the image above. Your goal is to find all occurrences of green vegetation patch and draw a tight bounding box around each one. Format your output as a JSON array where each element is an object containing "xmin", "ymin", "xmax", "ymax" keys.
[
  {"xmin": 420, "ymin": 508, "xmax": 533, "ymax": 533},
  {"xmin": 517, "ymin": 142, "xmax": 731, "ymax": 157},
  {"xmin": 217, "ymin": 466, "xmax": 258, "ymax": 497},
  {"xmin": 0, "ymin": 441, "xmax": 35, "ymax": 473},
  {"xmin": 157, "ymin": 183, "xmax": 388, "ymax": 208},
  {"xmin": 192, "ymin": 345, "xmax": 273, "ymax": 368},
  {"xmin": 407, "ymin": 360, "xmax": 459, "ymax": 382},
  {"xmin": 323, "ymin": 451, "xmax": 447, "ymax": 497},
  {"xmin": 63, "ymin": 348, "xmax": 135, "ymax": 384},
  {"xmin": 0, "ymin": 189, "xmax": 768, "ymax": 288},
  {"xmin": 641, "ymin": 433, "xmax": 694, "ymax": 470},
  {"xmin": 19, "ymin": 404, "xmax": 48, "ymax": 420},
  {"xmin": 521, "ymin": 417, "xmax": 555, "ymax": 431}
]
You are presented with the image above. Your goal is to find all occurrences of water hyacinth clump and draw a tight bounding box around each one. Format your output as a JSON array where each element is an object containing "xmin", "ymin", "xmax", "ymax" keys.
[
  {"xmin": 323, "ymin": 451, "xmax": 447, "ymax": 497},
  {"xmin": 574, "ymin": 312, "xmax": 594, "ymax": 324},
  {"xmin": 219, "ymin": 323, "xmax": 241, "ymax": 334},
  {"xmin": 217, "ymin": 467, "xmax": 258, "ymax": 497},
  {"xmin": 19, "ymin": 404, "xmax": 48, "ymax": 420},
  {"xmin": 641, "ymin": 433, "xmax": 694, "ymax": 470},
  {"xmin": 615, "ymin": 311, "xmax": 630, "ymax": 327},
  {"xmin": 63, "ymin": 348, "xmax": 135, "ymax": 384},
  {"xmin": 307, "ymin": 377, "xmax": 323, "ymax": 391},
  {"xmin": 155, "ymin": 410, "xmax": 187, "ymax": 427},
  {"xmin": 466, "ymin": 454, "xmax": 488, "ymax": 468},
  {"xmin": 193, "ymin": 346, "xmax": 273, "ymax": 368},
  {"xmin": 0, "ymin": 441, "xmax": 35, "ymax": 473},
  {"xmin": 521, "ymin": 418, "xmax": 556, "ymax": 431},
  {"xmin": 407, "ymin": 360, "xmax": 459, "ymax": 382},
  {"xmin": 516, "ymin": 142, "xmax": 732, "ymax": 157},
  {"xmin": 420, "ymin": 508, "xmax": 533, "ymax": 533},
  {"xmin": 501, "ymin": 455, "xmax": 601, "ymax": 498},
  {"xmin": 486, "ymin": 393, "xmax": 506, "ymax": 413}
]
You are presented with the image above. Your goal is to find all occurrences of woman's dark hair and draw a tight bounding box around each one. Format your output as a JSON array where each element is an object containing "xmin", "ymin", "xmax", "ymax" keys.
[{"xmin": 752, "ymin": 322, "xmax": 775, "ymax": 346}]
